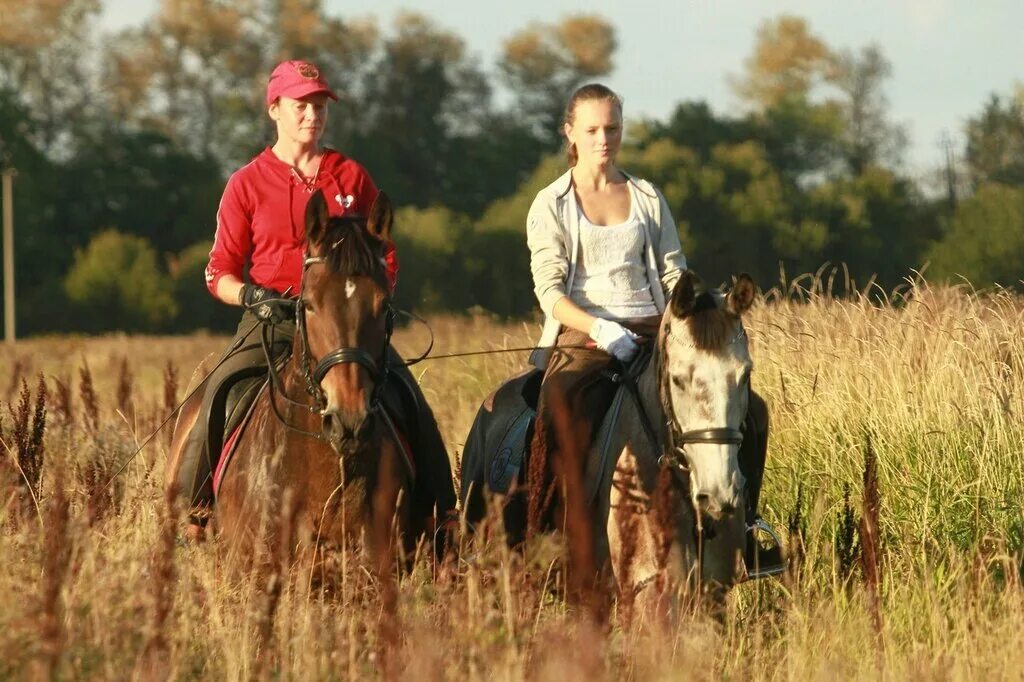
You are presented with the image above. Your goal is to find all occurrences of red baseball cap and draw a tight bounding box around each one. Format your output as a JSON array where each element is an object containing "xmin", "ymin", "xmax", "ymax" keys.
[{"xmin": 265, "ymin": 60, "xmax": 339, "ymax": 106}]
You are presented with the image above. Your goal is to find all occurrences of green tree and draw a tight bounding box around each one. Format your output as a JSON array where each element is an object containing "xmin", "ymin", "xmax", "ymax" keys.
[
  {"xmin": 927, "ymin": 184, "xmax": 1024, "ymax": 288},
  {"xmin": 803, "ymin": 166, "xmax": 935, "ymax": 287},
  {"xmin": 831, "ymin": 45, "xmax": 907, "ymax": 174},
  {"xmin": 475, "ymin": 154, "xmax": 566, "ymax": 233},
  {"xmin": 0, "ymin": 0, "xmax": 101, "ymax": 152},
  {"xmin": 965, "ymin": 88, "xmax": 1024, "ymax": 187},
  {"xmin": 353, "ymin": 13, "xmax": 494, "ymax": 212},
  {"xmin": 0, "ymin": 88, "xmax": 73, "ymax": 334},
  {"xmin": 64, "ymin": 229, "xmax": 178, "ymax": 332},
  {"xmin": 170, "ymin": 240, "xmax": 234, "ymax": 333},
  {"xmin": 392, "ymin": 205, "xmax": 474, "ymax": 312},
  {"xmin": 499, "ymin": 14, "xmax": 616, "ymax": 146},
  {"xmin": 101, "ymin": 0, "xmax": 266, "ymax": 168},
  {"xmin": 60, "ymin": 127, "xmax": 222, "ymax": 255}
]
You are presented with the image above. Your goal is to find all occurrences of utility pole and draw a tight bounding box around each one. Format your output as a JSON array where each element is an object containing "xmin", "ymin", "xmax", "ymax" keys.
[{"xmin": 2, "ymin": 165, "xmax": 14, "ymax": 344}]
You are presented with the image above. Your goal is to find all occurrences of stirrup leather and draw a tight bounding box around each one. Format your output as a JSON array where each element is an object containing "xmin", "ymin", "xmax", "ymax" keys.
[{"xmin": 744, "ymin": 517, "xmax": 787, "ymax": 581}]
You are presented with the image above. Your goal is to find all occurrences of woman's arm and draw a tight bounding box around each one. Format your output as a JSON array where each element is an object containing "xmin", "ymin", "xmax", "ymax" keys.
[
  {"xmin": 214, "ymin": 274, "xmax": 245, "ymax": 307},
  {"xmin": 206, "ymin": 173, "xmax": 252, "ymax": 301},
  {"xmin": 550, "ymin": 296, "xmax": 597, "ymax": 336},
  {"xmin": 653, "ymin": 187, "xmax": 687, "ymax": 295}
]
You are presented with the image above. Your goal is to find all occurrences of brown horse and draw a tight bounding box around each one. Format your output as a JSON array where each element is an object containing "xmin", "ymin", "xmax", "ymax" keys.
[{"xmin": 166, "ymin": 192, "xmax": 415, "ymax": 578}]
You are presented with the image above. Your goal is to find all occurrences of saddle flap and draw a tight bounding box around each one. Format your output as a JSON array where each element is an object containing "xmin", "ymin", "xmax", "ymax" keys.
[{"xmin": 486, "ymin": 406, "xmax": 535, "ymax": 494}]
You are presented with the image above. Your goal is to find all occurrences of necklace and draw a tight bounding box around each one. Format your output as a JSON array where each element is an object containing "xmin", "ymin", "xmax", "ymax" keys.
[{"xmin": 291, "ymin": 155, "xmax": 323, "ymax": 193}]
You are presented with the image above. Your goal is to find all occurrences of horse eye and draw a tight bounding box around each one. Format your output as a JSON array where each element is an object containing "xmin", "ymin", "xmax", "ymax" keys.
[
  {"xmin": 303, "ymin": 300, "xmax": 316, "ymax": 314},
  {"xmin": 671, "ymin": 375, "xmax": 686, "ymax": 391}
]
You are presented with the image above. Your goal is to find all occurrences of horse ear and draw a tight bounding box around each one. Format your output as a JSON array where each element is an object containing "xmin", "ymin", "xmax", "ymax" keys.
[
  {"xmin": 670, "ymin": 270, "xmax": 700, "ymax": 318},
  {"xmin": 726, "ymin": 273, "xmax": 756, "ymax": 316},
  {"xmin": 367, "ymin": 191, "xmax": 393, "ymax": 242},
  {"xmin": 305, "ymin": 190, "xmax": 330, "ymax": 245}
]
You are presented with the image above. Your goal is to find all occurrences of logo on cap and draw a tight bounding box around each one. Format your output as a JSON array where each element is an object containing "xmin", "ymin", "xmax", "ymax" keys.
[{"xmin": 295, "ymin": 62, "xmax": 320, "ymax": 79}]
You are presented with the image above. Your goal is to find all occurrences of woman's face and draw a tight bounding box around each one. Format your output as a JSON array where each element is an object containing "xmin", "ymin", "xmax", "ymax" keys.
[
  {"xmin": 565, "ymin": 98, "xmax": 623, "ymax": 168},
  {"xmin": 270, "ymin": 94, "xmax": 329, "ymax": 146}
]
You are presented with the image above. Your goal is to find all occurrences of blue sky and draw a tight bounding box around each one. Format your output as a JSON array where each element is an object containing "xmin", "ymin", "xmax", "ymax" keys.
[{"xmin": 99, "ymin": 1, "xmax": 1023, "ymax": 177}]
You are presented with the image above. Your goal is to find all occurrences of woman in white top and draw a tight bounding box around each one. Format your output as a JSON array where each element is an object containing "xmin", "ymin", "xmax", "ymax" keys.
[{"xmin": 525, "ymin": 84, "xmax": 773, "ymax": 553}]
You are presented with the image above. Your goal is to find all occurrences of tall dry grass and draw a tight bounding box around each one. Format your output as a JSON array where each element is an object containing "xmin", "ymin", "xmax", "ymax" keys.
[{"xmin": 0, "ymin": 282, "xmax": 1022, "ymax": 679}]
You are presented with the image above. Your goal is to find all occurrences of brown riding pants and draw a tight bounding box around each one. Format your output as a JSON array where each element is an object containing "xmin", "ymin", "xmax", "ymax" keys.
[
  {"xmin": 529, "ymin": 318, "xmax": 662, "ymax": 525},
  {"xmin": 530, "ymin": 317, "xmax": 769, "ymax": 524}
]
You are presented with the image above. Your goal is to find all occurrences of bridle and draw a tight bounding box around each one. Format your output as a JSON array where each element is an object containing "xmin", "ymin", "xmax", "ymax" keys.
[
  {"xmin": 296, "ymin": 253, "xmax": 394, "ymax": 414},
  {"xmin": 660, "ymin": 427, "xmax": 745, "ymax": 479},
  {"xmin": 657, "ymin": 325, "xmax": 749, "ymax": 486},
  {"xmin": 264, "ymin": 250, "xmax": 394, "ymax": 440}
]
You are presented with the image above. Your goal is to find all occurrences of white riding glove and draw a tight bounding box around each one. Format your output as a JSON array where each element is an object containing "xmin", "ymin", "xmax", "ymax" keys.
[{"xmin": 589, "ymin": 318, "xmax": 641, "ymax": 362}]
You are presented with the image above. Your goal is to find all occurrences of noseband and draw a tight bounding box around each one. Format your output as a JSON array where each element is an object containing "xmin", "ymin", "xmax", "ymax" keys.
[
  {"xmin": 296, "ymin": 254, "xmax": 394, "ymax": 415},
  {"xmin": 660, "ymin": 427, "xmax": 745, "ymax": 477},
  {"xmin": 659, "ymin": 323, "xmax": 749, "ymax": 480}
]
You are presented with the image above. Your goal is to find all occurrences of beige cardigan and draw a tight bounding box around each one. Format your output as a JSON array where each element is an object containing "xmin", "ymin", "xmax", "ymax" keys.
[{"xmin": 526, "ymin": 169, "xmax": 687, "ymax": 368}]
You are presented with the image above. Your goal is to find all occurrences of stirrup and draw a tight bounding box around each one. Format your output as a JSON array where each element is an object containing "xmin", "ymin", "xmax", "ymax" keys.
[{"xmin": 744, "ymin": 517, "xmax": 787, "ymax": 581}]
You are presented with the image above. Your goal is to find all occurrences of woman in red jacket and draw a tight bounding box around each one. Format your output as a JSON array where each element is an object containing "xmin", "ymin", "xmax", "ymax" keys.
[{"xmin": 177, "ymin": 59, "xmax": 455, "ymax": 540}]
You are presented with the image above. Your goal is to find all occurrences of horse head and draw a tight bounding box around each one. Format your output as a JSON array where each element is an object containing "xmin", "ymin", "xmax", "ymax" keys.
[
  {"xmin": 298, "ymin": 190, "xmax": 394, "ymax": 456},
  {"xmin": 659, "ymin": 270, "xmax": 756, "ymax": 521}
]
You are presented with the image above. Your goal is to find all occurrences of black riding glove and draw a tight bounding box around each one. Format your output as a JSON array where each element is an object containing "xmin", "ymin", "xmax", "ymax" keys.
[{"xmin": 239, "ymin": 284, "xmax": 295, "ymax": 324}]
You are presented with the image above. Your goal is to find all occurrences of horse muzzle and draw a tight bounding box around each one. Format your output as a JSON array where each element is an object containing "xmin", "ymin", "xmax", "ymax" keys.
[
  {"xmin": 691, "ymin": 478, "xmax": 744, "ymax": 521},
  {"xmin": 321, "ymin": 407, "xmax": 373, "ymax": 455}
]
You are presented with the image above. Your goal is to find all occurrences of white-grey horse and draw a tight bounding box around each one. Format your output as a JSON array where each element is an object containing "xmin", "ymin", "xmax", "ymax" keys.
[{"xmin": 599, "ymin": 270, "xmax": 760, "ymax": 616}]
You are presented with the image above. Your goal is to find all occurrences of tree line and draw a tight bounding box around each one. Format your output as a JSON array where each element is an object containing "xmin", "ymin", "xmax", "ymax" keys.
[{"xmin": 0, "ymin": 2, "xmax": 1021, "ymax": 334}]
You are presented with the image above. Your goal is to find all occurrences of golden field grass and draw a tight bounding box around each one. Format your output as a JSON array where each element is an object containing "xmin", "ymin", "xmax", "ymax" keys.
[{"xmin": 1, "ymin": 281, "xmax": 1024, "ymax": 680}]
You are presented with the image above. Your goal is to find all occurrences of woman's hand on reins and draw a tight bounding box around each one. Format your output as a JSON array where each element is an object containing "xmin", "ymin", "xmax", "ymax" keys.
[
  {"xmin": 589, "ymin": 318, "xmax": 641, "ymax": 362},
  {"xmin": 240, "ymin": 284, "xmax": 296, "ymax": 324}
]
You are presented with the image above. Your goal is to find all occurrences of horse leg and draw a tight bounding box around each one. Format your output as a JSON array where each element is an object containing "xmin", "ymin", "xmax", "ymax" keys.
[{"xmin": 368, "ymin": 437, "xmax": 406, "ymax": 673}]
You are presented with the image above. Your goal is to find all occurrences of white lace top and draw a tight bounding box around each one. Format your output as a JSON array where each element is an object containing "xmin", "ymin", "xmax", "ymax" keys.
[{"xmin": 569, "ymin": 198, "xmax": 658, "ymax": 319}]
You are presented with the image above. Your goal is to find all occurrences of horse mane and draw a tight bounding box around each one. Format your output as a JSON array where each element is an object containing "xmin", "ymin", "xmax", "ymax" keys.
[
  {"xmin": 684, "ymin": 291, "xmax": 736, "ymax": 352},
  {"xmin": 316, "ymin": 215, "xmax": 387, "ymax": 286}
]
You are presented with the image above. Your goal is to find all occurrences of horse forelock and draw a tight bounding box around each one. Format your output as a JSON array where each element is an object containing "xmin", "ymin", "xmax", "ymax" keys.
[
  {"xmin": 656, "ymin": 289, "xmax": 746, "ymax": 418},
  {"xmin": 315, "ymin": 216, "xmax": 387, "ymax": 286},
  {"xmin": 681, "ymin": 291, "xmax": 739, "ymax": 352}
]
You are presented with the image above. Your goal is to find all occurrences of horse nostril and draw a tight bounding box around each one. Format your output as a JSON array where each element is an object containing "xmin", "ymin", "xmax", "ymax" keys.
[
  {"xmin": 322, "ymin": 412, "xmax": 347, "ymax": 441},
  {"xmin": 695, "ymin": 492, "xmax": 710, "ymax": 508}
]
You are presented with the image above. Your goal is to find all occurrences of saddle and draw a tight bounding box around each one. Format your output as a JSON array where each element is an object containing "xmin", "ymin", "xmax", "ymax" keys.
[
  {"xmin": 209, "ymin": 356, "xmax": 421, "ymax": 496},
  {"xmin": 460, "ymin": 349, "xmax": 656, "ymax": 528}
]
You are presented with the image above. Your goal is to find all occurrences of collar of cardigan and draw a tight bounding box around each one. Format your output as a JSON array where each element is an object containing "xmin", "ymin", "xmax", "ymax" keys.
[{"xmin": 553, "ymin": 168, "xmax": 659, "ymax": 200}]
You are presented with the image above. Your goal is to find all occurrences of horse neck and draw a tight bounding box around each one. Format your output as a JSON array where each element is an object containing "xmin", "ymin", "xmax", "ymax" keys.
[{"xmin": 634, "ymin": 337, "xmax": 668, "ymax": 457}]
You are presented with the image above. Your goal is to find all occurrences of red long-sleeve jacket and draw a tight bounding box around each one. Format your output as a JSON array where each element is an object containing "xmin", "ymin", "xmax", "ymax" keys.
[{"xmin": 205, "ymin": 147, "xmax": 398, "ymax": 296}]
